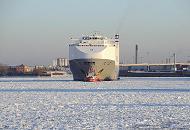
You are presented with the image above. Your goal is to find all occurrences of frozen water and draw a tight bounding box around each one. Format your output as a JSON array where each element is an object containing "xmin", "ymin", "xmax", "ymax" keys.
[{"xmin": 0, "ymin": 76, "xmax": 190, "ymax": 129}]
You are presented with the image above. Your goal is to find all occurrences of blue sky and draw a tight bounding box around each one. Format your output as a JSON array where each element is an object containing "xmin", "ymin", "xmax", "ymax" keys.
[{"xmin": 0, "ymin": 0, "xmax": 190, "ymax": 65}]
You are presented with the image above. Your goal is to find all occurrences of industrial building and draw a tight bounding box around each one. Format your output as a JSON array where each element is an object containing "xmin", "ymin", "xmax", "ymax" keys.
[{"xmin": 119, "ymin": 63, "xmax": 190, "ymax": 77}]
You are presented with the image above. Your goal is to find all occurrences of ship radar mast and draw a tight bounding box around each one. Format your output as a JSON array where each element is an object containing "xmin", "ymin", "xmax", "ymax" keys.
[{"xmin": 115, "ymin": 34, "xmax": 119, "ymax": 42}]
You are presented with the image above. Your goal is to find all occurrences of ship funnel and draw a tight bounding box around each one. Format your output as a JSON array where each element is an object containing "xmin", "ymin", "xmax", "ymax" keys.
[{"xmin": 115, "ymin": 34, "xmax": 119, "ymax": 42}]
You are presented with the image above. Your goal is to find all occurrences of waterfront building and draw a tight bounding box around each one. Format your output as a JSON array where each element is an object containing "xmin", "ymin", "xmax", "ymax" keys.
[
  {"xmin": 57, "ymin": 58, "xmax": 68, "ymax": 67},
  {"xmin": 16, "ymin": 64, "xmax": 31, "ymax": 73}
]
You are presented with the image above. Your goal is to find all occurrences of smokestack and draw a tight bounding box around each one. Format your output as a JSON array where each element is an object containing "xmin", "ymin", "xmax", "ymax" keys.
[
  {"xmin": 173, "ymin": 53, "xmax": 176, "ymax": 71},
  {"xmin": 135, "ymin": 44, "xmax": 138, "ymax": 64}
]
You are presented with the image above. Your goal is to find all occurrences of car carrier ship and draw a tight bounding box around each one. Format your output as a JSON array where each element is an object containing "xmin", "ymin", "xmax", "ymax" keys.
[{"xmin": 69, "ymin": 33, "xmax": 119, "ymax": 81}]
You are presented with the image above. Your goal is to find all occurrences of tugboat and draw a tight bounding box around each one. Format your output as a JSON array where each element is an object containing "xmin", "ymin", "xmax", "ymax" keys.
[{"xmin": 84, "ymin": 76, "xmax": 100, "ymax": 82}]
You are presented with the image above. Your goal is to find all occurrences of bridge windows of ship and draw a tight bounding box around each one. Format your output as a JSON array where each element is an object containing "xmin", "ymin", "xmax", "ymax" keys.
[
  {"xmin": 82, "ymin": 37, "xmax": 104, "ymax": 40},
  {"xmin": 74, "ymin": 44, "xmax": 105, "ymax": 47}
]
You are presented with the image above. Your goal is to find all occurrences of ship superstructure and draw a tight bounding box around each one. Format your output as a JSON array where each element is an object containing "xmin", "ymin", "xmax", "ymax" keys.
[{"xmin": 69, "ymin": 33, "xmax": 119, "ymax": 81}]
